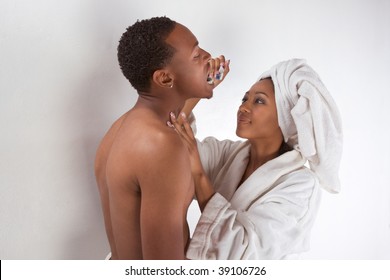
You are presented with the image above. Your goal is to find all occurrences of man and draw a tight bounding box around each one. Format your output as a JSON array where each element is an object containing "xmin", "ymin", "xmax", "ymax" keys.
[{"xmin": 94, "ymin": 17, "xmax": 219, "ymax": 259}]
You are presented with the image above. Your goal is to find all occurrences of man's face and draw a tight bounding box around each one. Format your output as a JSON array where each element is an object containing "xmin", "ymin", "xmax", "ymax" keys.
[{"xmin": 165, "ymin": 24, "xmax": 213, "ymax": 99}]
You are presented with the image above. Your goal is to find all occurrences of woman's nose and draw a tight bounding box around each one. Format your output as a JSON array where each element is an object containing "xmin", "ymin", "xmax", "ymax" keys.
[{"xmin": 239, "ymin": 103, "xmax": 251, "ymax": 113}]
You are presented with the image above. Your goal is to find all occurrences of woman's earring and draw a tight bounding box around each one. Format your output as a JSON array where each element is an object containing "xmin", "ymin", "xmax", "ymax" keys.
[{"xmin": 170, "ymin": 83, "xmax": 173, "ymax": 88}]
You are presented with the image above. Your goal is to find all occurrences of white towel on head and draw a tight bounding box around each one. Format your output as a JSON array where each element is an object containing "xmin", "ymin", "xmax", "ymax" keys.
[{"xmin": 258, "ymin": 59, "xmax": 343, "ymax": 193}]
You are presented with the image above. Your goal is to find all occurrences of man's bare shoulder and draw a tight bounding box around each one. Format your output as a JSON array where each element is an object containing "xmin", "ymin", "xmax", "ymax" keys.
[
  {"xmin": 103, "ymin": 110, "xmax": 186, "ymax": 173},
  {"xmin": 118, "ymin": 110, "xmax": 185, "ymax": 155},
  {"xmin": 113, "ymin": 110, "xmax": 191, "ymax": 190}
]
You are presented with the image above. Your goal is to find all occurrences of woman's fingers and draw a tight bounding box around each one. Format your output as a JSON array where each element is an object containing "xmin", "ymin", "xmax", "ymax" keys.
[
  {"xmin": 168, "ymin": 112, "xmax": 181, "ymax": 131},
  {"xmin": 180, "ymin": 113, "xmax": 195, "ymax": 140},
  {"xmin": 168, "ymin": 112, "xmax": 194, "ymax": 145},
  {"xmin": 208, "ymin": 56, "xmax": 230, "ymax": 87}
]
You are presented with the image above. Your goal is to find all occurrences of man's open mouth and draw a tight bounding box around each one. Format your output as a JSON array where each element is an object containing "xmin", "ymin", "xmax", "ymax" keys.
[{"xmin": 207, "ymin": 74, "xmax": 214, "ymax": 85}]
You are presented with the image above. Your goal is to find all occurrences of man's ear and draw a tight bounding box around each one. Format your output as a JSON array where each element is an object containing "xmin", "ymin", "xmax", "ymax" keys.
[{"xmin": 152, "ymin": 70, "xmax": 174, "ymax": 89}]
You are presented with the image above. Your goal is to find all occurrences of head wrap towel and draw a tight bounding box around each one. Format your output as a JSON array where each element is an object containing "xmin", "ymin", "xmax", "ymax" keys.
[{"xmin": 258, "ymin": 59, "xmax": 343, "ymax": 193}]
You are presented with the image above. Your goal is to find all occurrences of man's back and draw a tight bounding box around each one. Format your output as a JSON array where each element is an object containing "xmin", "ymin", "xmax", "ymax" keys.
[{"xmin": 95, "ymin": 107, "xmax": 194, "ymax": 259}]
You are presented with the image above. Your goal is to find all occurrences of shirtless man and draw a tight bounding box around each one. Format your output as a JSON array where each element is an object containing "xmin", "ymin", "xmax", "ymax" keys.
[{"xmin": 94, "ymin": 17, "xmax": 225, "ymax": 259}]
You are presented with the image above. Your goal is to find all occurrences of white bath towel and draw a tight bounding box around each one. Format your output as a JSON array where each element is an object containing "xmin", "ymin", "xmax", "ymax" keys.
[{"xmin": 258, "ymin": 59, "xmax": 343, "ymax": 193}]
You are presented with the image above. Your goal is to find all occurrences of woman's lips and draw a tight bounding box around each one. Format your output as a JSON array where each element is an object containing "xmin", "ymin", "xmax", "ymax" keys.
[{"xmin": 237, "ymin": 115, "xmax": 251, "ymax": 124}]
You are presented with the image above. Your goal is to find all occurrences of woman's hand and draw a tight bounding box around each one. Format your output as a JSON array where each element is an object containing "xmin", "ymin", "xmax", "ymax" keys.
[
  {"xmin": 208, "ymin": 56, "xmax": 230, "ymax": 88},
  {"xmin": 168, "ymin": 112, "xmax": 215, "ymax": 212},
  {"xmin": 168, "ymin": 112, "xmax": 204, "ymax": 177}
]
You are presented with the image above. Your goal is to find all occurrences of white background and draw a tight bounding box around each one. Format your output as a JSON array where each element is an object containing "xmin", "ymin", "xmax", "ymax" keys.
[{"xmin": 1, "ymin": 0, "xmax": 389, "ymax": 259}]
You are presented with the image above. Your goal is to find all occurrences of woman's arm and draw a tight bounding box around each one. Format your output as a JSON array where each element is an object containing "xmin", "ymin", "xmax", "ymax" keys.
[
  {"xmin": 169, "ymin": 112, "xmax": 214, "ymax": 211},
  {"xmin": 187, "ymin": 171, "xmax": 322, "ymax": 260},
  {"xmin": 170, "ymin": 57, "xmax": 230, "ymax": 210}
]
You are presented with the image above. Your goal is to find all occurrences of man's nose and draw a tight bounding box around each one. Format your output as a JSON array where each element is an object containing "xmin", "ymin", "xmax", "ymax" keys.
[{"xmin": 202, "ymin": 49, "xmax": 211, "ymax": 61}]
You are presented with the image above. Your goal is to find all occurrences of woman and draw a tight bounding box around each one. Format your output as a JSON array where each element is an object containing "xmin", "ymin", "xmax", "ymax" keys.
[{"xmin": 169, "ymin": 59, "xmax": 343, "ymax": 259}]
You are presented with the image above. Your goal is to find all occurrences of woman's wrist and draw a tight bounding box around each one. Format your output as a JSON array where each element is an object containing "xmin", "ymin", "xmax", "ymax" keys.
[{"xmin": 193, "ymin": 173, "xmax": 215, "ymax": 211}]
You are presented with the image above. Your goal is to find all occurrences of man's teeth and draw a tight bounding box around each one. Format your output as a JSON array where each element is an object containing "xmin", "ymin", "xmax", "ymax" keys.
[{"xmin": 207, "ymin": 65, "xmax": 224, "ymax": 85}]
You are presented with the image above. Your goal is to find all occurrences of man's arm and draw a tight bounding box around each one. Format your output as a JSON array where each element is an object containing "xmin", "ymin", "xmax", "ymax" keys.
[{"xmin": 137, "ymin": 132, "xmax": 193, "ymax": 259}]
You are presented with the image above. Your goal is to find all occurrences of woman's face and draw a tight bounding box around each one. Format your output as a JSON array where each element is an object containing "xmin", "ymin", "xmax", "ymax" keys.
[{"xmin": 236, "ymin": 78, "xmax": 282, "ymax": 141}]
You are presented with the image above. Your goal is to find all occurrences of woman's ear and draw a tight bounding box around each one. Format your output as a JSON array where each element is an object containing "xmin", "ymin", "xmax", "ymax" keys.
[{"xmin": 152, "ymin": 70, "xmax": 174, "ymax": 89}]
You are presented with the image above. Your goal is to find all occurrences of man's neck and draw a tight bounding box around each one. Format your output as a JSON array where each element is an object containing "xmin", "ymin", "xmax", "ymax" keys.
[{"xmin": 135, "ymin": 91, "xmax": 185, "ymax": 122}]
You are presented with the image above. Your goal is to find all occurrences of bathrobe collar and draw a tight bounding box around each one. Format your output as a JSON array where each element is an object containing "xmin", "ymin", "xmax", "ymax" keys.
[{"xmin": 215, "ymin": 141, "xmax": 307, "ymax": 210}]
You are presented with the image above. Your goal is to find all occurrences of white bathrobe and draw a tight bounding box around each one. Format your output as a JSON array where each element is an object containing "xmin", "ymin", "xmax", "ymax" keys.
[{"xmin": 186, "ymin": 137, "xmax": 321, "ymax": 260}]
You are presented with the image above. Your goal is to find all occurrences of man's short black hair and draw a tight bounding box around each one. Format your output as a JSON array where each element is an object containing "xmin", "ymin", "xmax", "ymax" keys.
[{"xmin": 117, "ymin": 16, "xmax": 177, "ymax": 92}]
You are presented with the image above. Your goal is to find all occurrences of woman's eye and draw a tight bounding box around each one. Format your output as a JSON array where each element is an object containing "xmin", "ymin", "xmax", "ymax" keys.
[
  {"xmin": 241, "ymin": 98, "xmax": 247, "ymax": 103},
  {"xmin": 255, "ymin": 98, "xmax": 265, "ymax": 104},
  {"xmin": 194, "ymin": 54, "xmax": 200, "ymax": 59}
]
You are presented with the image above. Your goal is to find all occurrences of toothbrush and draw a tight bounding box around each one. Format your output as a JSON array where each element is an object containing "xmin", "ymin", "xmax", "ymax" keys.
[{"xmin": 207, "ymin": 64, "xmax": 225, "ymax": 85}]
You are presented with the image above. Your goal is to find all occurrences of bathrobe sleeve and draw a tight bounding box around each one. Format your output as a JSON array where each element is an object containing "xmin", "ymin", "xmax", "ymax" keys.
[
  {"xmin": 187, "ymin": 113, "xmax": 243, "ymax": 183},
  {"xmin": 196, "ymin": 137, "xmax": 243, "ymax": 183},
  {"xmin": 186, "ymin": 169, "xmax": 321, "ymax": 260}
]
